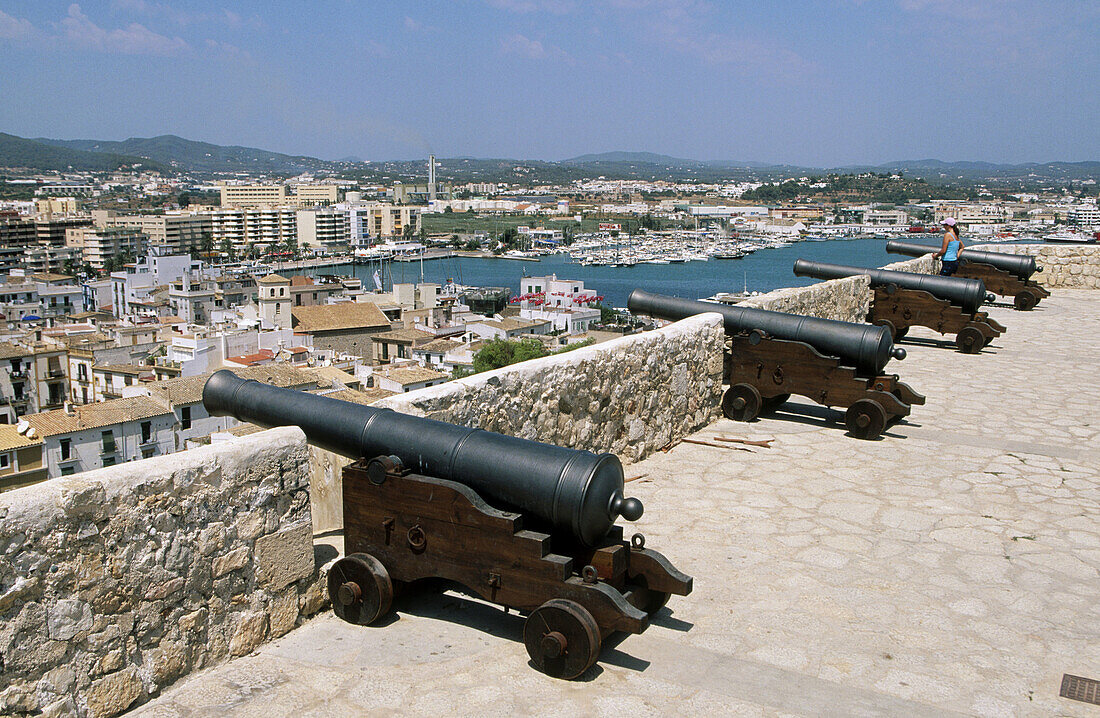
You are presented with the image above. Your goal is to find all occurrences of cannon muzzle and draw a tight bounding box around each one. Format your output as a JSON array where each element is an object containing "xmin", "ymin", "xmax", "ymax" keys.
[
  {"xmin": 793, "ymin": 259, "xmax": 989, "ymax": 314},
  {"xmin": 627, "ymin": 289, "xmax": 900, "ymax": 376},
  {"xmin": 203, "ymin": 370, "xmax": 642, "ymax": 546}
]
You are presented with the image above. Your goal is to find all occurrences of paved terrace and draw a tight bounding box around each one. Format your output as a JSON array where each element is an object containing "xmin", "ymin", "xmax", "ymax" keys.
[{"xmin": 135, "ymin": 290, "xmax": 1100, "ymax": 718}]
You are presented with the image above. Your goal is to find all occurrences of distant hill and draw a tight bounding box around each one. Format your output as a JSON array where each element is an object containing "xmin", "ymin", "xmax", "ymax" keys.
[
  {"xmin": 34, "ymin": 134, "xmax": 336, "ymax": 174},
  {"xmin": 5, "ymin": 130, "xmax": 1097, "ymax": 185},
  {"xmin": 842, "ymin": 159, "xmax": 1100, "ymax": 182},
  {"xmin": 0, "ymin": 132, "xmax": 166, "ymax": 172},
  {"xmin": 563, "ymin": 151, "xmax": 706, "ymax": 166}
]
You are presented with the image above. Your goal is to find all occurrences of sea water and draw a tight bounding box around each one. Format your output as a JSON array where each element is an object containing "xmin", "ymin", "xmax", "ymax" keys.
[{"xmin": 302, "ymin": 237, "xmax": 937, "ymax": 308}]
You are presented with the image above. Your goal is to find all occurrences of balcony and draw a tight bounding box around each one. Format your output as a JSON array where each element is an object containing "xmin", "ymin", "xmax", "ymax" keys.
[{"xmin": 100, "ymin": 443, "xmax": 117, "ymax": 456}]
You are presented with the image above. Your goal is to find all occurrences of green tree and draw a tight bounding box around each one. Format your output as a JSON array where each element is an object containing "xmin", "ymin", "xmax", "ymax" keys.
[
  {"xmin": 471, "ymin": 338, "xmax": 548, "ymax": 373},
  {"xmin": 592, "ymin": 303, "xmax": 618, "ymax": 324},
  {"xmin": 199, "ymin": 232, "xmax": 214, "ymax": 257},
  {"xmin": 219, "ymin": 237, "xmax": 237, "ymax": 262}
]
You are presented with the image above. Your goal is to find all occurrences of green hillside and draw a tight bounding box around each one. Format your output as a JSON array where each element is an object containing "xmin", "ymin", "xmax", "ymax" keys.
[
  {"xmin": 37, "ymin": 134, "xmax": 335, "ymax": 174},
  {"xmin": 0, "ymin": 132, "xmax": 166, "ymax": 172}
]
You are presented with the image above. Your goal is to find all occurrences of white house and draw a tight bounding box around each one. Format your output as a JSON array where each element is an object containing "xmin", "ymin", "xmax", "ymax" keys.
[
  {"xmin": 465, "ymin": 317, "xmax": 552, "ymax": 341},
  {"xmin": 25, "ymin": 396, "xmax": 176, "ymax": 478},
  {"xmin": 372, "ymin": 364, "xmax": 449, "ymax": 393}
]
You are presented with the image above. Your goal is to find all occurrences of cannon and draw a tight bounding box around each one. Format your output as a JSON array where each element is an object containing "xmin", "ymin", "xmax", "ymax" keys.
[
  {"xmin": 203, "ymin": 370, "xmax": 691, "ymax": 679},
  {"xmin": 885, "ymin": 240, "xmax": 1049, "ymax": 310},
  {"xmin": 628, "ymin": 290, "xmax": 924, "ymax": 440},
  {"xmin": 793, "ymin": 259, "xmax": 1006, "ymax": 353}
]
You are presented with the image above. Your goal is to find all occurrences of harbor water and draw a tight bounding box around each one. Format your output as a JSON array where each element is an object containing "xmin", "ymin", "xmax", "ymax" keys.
[{"xmin": 303, "ymin": 237, "xmax": 937, "ymax": 308}]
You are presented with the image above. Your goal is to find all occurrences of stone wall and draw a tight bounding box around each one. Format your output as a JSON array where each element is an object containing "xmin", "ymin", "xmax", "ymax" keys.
[
  {"xmin": 971, "ymin": 242, "xmax": 1100, "ymax": 289},
  {"xmin": 736, "ymin": 275, "xmax": 871, "ymax": 322},
  {"xmin": 0, "ymin": 427, "xmax": 323, "ymax": 718},
  {"xmin": 374, "ymin": 313, "xmax": 725, "ymax": 464},
  {"xmin": 882, "ymin": 255, "xmax": 938, "ymax": 275}
]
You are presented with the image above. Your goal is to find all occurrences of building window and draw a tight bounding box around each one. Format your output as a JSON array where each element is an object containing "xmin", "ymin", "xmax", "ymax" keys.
[
  {"xmin": 102, "ymin": 456, "xmax": 116, "ymax": 467},
  {"xmin": 101, "ymin": 430, "xmax": 115, "ymax": 454},
  {"xmin": 181, "ymin": 406, "xmax": 191, "ymax": 429},
  {"xmin": 141, "ymin": 421, "xmax": 151, "ymax": 444},
  {"xmin": 60, "ymin": 438, "xmax": 71, "ymax": 460},
  {"xmin": 0, "ymin": 453, "xmax": 9, "ymax": 468},
  {"xmin": 61, "ymin": 466, "xmax": 75, "ymax": 476}
]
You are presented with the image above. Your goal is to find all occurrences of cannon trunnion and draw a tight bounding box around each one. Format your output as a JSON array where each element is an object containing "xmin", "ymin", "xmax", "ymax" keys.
[
  {"xmin": 627, "ymin": 290, "xmax": 924, "ymax": 439},
  {"xmin": 792, "ymin": 259, "xmax": 1007, "ymax": 353},
  {"xmin": 884, "ymin": 240, "xmax": 1049, "ymax": 311},
  {"xmin": 202, "ymin": 370, "xmax": 692, "ymax": 679}
]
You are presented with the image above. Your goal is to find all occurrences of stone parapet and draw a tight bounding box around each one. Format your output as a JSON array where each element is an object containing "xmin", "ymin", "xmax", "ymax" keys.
[
  {"xmin": 736, "ymin": 275, "xmax": 871, "ymax": 323},
  {"xmin": 0, "ymin": 427, "xmax": 322, "ymax": 718},
  {"xmin": 375, "ymin": 313, "xmax": 725, "ymax": 464},
  {"xmin": 971, "ymin": 242, "xmax": 1100, "ymax": 289},
  {"xmin": 882, "ymin": 255, "xmax": 938, "ymax": 275}
]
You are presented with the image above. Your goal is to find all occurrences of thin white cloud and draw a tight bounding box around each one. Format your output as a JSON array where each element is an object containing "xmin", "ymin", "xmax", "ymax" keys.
[
  {"xmin": 404, "ymin": 16, "xmax": 436, "ymax": 32},
  {"xmin": 500, "ymin": 33, "xmax": 572, "ymax": 62},
  {"xmin": 61, "ymin": 3, "xmax": 190, "ymax": 55},
  {"xmin": 0, "ymin": 9, "xmax": 35, "ymax": 40},
  {"xmin": 486, "ymin": 0, "xmax": 578, "ymax": 13},
  {"xmin": 204, "ymin": 38, "xmax": 253, "ymax": 63}
]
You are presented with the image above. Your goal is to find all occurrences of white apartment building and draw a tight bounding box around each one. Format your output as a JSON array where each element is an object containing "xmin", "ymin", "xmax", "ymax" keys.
[
  {"xmin": 862, "ymin": 209, "xmax": 910, "ymax": 226},
  {"xmin": 337, "ymin": 202, "xmax": 421, "ymax": 241},
  {"xmin": 168, "ymin": 273, "xmax": 217, "ymax": 324},
  {"xmin": 293, "ymin": 184, "xmax": 339, "ymax": 207},
  {"xmin": 220, "ymin": 184, "xmax": 287, "ymax": 208},
  {"xmin": 297, "ymin": 208, "xmax": 350, "ymax": 251},
  {"xmin": 22, "ymin": 245, "xmax": 83, "ymax": 275},
  {"xmin": 1068, "ymin": 204, "xmax": 1100, "ymax": 226},
  {"xmin": 209, "ymin": 207, "xmax": 297, "ymax": 250},
  {"xmin": 65, "ymin": 226, "xmax": 147, "ymax": 271},
  {"xmin": 110, "ymin": 250, "xmax": 204, "ymax": 319},
  {"xmin": 94, "ymin": 211, "xmax": 212, "ymax": 255},
  {"xmin": 934, "ymin": 203, "xmax": 1009, "ymax": 225}
]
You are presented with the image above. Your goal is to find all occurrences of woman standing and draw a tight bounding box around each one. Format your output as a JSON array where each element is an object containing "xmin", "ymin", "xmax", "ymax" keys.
[{"xmin": 934, "ymin": 218, "xmax": 964, "ymax": 276}]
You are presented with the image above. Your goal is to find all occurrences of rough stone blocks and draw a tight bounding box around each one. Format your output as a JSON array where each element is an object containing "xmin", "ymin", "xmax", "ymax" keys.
[{"xmin": 254, "ymin": 521, "xmax": 314, "ymax": 591}]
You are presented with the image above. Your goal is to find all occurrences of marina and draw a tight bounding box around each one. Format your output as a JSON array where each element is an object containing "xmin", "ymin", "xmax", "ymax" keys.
[{"xmin": 301, "ymin": 236, "xmax": 926, "ymax": 308}]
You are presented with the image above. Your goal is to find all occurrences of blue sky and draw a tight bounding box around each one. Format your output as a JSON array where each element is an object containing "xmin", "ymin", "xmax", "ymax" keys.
[{"xmin": 1, "ymin": 1, "xmax": 1097, "ymax": 165}]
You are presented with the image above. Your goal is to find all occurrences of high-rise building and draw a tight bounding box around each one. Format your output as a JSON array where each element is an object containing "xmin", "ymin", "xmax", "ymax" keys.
[
  {"xmin": 210, "ymin": 207, "xmax": 297, "ymax": 251},
  {"xmin": 219, "ymin": 184, "xmax": 287, "ymax": 208},
  {"xmin": 293, "ymin": 185, "xmax": 339, "ymax": 207},
  {"xmin": 94, "ymin": 211, "xmax": 212, "ymax": 255},
  {"xmin": 297, "ymin": 208, "xmax": 350, "ymax": 251},
  {"xmin": 65, "ymin": 227, "xmax": 148, "ymax": 272}
]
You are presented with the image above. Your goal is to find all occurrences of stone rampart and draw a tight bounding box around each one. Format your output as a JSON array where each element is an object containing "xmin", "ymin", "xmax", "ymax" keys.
[
  {"xmin": 970, "ymin": 242, "xmax": 1100, "ymax": 289},
  {"xmin": 735, "ymin": 275, "xmax": 870, "ymax": 322},
  {"xmin": 0, "ymin": 427, "xmax": 323, "ymax": 718},
  {"xmin": 374, "ymin": 313, "xmax": 725, "ymax": 464},
  {"xmin": 882, "ymin": 255, "xmax": 938, "ymax": 274}
]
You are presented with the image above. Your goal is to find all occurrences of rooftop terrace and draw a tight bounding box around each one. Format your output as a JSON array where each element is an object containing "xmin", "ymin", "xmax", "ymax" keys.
[{"xmin": 131, "ymin": 289, "xmax": 1100, "ymax": 717}]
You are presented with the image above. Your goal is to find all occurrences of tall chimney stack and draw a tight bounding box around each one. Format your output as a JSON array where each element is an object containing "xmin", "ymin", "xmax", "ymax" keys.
[{"xmin": 428, "ymin": 154, "xmax": 437, "ymax": 203}]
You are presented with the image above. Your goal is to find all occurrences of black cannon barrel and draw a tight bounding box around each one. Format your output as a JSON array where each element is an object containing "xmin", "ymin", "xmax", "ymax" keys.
[
  {"xmin": 885, "ymin": 240, "xmax": 1041, "ymax": 281},
  {"xmin": 202, "ymin": 370, "xmax": 642, "ymax": 547},
  {"xmin": 793, "ymin": 259, "xmax": 990, "ymax": 314},
  {"xmin": 627, "ymin": 289, "xmax": 904, "ymax": 375}
]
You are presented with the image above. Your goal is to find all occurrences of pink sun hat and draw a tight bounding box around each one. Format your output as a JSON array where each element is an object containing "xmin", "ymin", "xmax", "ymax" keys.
[{"xmin": 941, "ymin": 217, "xmax": 957, "ymax": 226}]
